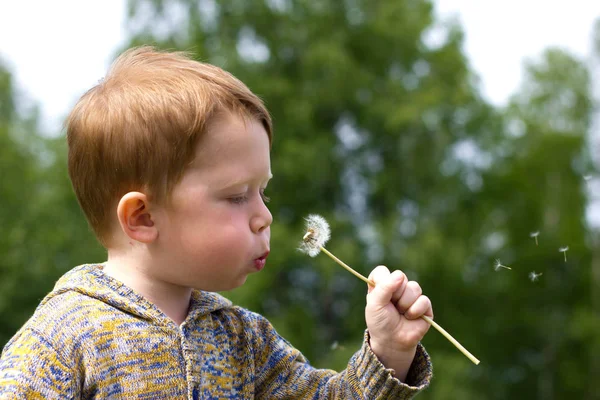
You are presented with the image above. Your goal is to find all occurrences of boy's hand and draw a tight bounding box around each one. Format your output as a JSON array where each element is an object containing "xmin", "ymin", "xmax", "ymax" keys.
[{"xmin": 365, "ymin": 265, "xmax": 433, "ymax": 382}]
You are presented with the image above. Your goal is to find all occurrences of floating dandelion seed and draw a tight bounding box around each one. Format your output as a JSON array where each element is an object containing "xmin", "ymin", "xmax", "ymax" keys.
[
  {"xmin": 330, "ymin": 341, "xmax": 345, "ymax": 351},
  {"xmin": 493, "ymin": 259, "xmax": 511, "ymax": 271},
  {"xmin": 300, "ymin": 214, "xmax": 480, "ymax": 365},
  {"xmin": 529, "ymin": 271, "xmax": 543, "ymax": 282},
  {"xmin": 559, "ymin": 246, "xmax": 569, "ymax": 262},
  {"xmin": 529, "ymin": 231, "xmax": 540, "ymax": 246},
  {"xmin": 584, "ymin": 175, "xmax": 592, "ymax": 181}
]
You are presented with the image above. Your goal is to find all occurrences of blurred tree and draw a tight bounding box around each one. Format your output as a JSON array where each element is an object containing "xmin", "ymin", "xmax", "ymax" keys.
[
  {"xmin": 457, "ymin": 49, "xmax": 595, "ymax": 399},
  {"xmin": 0, "ymin": 62, "xmax": 105, "ymax": 346},
  {"xmin": 584, "ymin": 17, "xmax": 600, "ymax": 400},
  {"xmin": 0, "ymin": 63, "xmax": 47, "ymax": 342}
]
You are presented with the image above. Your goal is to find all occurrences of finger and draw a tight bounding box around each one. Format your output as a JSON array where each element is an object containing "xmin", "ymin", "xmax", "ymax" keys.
[
  {"xmin": 367, "ymin": 265, "xmax": 390, "ymax": 294},
  {"xmin": 389, "ymin": 270, "xmax": 407, "ymax": 303},
  {"xmin": 367, "ymin": 267, "xmax": 404, "ymax": 308},
  {"xmin": 368, "ymin": 265, "xmax": 391, "ymax": 283},
  {"xmin": 404, "ymin": 295, "xmax": 433, "ymax": 320},
  {"xmin": 395, "ymin": 281, "xmax": 422, "ymax": 314}
]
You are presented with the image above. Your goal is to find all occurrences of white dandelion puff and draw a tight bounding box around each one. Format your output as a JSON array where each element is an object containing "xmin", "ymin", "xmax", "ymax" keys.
[
  {"xmin": 494, "ymin": 259, "xmax": 511, "ymax": 271},
  {"xmin": 559, "ymin": 246, "xmax": 569, "ymax": 262},
  {"xmin": 529, "ymin": 271, "xmax": 543, "ymax": 282},
  {"xmin": 529, "ymin": 231, "xmax": 540, "ymax": 246},
  {"xmin": 299, "ymin": 214, "xmax": 331, "ymax": 257},
  {"xmin": 299, "ymin": 214, "xmax": 371, "ymax": 286}
]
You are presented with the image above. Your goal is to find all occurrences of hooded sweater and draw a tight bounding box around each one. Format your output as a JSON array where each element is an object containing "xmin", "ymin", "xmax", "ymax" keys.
[{"xmin": 0, "ymin": 264, "xmax": 432, "ymax": 399}]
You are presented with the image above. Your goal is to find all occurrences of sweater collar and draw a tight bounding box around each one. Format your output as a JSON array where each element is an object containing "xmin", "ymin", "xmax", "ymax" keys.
[{"xmin": 42, "ymin": 264, "xmax": 232, "ymax": 326}]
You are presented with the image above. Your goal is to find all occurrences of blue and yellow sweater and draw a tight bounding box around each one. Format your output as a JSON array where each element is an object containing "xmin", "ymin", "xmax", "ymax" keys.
[{"xmin": 0, "ymin": 264, "xmax": 432, "ymax": 399}]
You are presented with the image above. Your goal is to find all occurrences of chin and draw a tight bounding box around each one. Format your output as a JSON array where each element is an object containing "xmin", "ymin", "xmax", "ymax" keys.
[
  {"xmin": 226, "ymin": 275, "xmax": 249, "ymax": 291},
  {"xmin": 231, "ymin": 276, "xmax": 248, "ymax": 289},
  {"xmin": 206, "ymin": 276, "xmax": 248, "ymax": 293}
]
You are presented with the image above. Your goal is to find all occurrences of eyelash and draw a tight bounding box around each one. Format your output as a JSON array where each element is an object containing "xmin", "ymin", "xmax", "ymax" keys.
[{"xmin": 229, "ymin": 191, "xmax": 270, "ymax": 205}]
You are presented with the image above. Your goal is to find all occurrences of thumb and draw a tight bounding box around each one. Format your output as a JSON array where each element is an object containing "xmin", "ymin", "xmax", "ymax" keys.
[{"xmin": 367, "ymin": 269, "xmax": 404, "ymax": 309}]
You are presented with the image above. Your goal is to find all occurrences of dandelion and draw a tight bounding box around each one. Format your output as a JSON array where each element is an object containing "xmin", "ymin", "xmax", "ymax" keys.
[
  {"xmin": 299, "ymin": 214, "xmax": 331, "ymax": 257},
  {"xmin": 493, "ymin": 259, "xmax": 511, "ymax": 271},
  {"xmin": 529, "ymin": 271, "xmax": 543, "ymax": 282},
  {"xmin": 300, "ymin": 214, "xmax": 480, "ymax": 365},
  {"xmin": 529, "ymin": 231, "xmax": 540, "ymax": 246},
  {"xmin": 584, "ymin": 175, "xmax": 592, "ymax": 181},
  {"xmin": 559, "ymin": 246, "xmax": 569, "ymax": 262}
]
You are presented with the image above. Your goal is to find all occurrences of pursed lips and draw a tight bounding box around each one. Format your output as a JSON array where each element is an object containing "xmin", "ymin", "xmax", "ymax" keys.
[
  {"xmin": 256, "ymin": 250, "xmax": 269, "ymax": 261},
  {"xmin": 253, "ymin": 250, "xmax": 270, "ymax": 270}
]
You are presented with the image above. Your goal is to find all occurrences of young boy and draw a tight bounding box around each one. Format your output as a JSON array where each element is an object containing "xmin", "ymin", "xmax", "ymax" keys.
[{"xmin": 0, "ymin": 47, "xmax": 433, "ymax": 399}]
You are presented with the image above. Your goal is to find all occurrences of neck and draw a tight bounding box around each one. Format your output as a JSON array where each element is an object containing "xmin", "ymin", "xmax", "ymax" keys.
[{"xmin": 104, "ymin": 251, "xmax": 193, "ymax": 326}]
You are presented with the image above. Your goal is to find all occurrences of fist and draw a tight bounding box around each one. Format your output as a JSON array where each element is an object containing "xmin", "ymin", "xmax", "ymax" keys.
[{"xmin": 365, "ymin": 266, "xmax": 433, "ymax": 359}]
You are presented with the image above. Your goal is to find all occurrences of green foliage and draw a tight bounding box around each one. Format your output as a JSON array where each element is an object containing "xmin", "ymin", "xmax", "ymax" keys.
[
  {"xmin": 0, "ymin": 63, "xmax": 105, "ymax": 344},
  {"xmin": 0, "ymin": 2, "xmax": 597, "ymax": 398}
]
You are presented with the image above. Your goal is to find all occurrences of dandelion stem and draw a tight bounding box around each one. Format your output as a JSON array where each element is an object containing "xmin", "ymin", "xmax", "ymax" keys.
[
  {"xmin": 319, "ymin": 246, "xmax": 373, "ymax": 285},
  {"xmin": 318, "ymin": 245, "xmax": 480, "ymax": 365}
]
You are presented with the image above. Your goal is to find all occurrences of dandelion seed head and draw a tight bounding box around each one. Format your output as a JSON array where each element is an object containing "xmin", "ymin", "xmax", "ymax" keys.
[
  {"xmin": 529, "ymin": 231, "xmax": 540, "ymax": 238},
  {"xmin": 299, "ymin": 214, "xmax": 331, "ymax": 257},
  {"xmin": 559, "ymin": 246, "xmax": 569, "ymax": 252}
]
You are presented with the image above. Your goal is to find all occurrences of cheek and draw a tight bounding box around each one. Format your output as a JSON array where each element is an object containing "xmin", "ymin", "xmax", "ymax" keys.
[{"xmin": 178, "ymin": 216, "xmax": 248, "ymax": 252}]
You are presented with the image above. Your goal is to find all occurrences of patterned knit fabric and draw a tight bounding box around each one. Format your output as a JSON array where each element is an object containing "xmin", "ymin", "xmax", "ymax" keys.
[{"xmin": 0, "ymin": 264, "xmax": 432, "ymax": 399}]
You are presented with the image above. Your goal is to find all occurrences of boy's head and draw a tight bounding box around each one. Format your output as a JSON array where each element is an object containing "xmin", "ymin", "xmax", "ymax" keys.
[{"xmin": 66, "ymin": 46, "xmax": 272, "ymax": 248}]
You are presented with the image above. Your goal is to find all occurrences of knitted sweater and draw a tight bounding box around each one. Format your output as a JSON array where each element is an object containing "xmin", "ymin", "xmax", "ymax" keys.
[{"xmin": 0, "ymin": 264, "xmax": 432, "ymax": 399}]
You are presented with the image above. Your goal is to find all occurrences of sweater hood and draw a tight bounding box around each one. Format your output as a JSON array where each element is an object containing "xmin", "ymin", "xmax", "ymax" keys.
[{"xmin": 39, "ymin": 264, "xmax": 233, "ymax": 325}]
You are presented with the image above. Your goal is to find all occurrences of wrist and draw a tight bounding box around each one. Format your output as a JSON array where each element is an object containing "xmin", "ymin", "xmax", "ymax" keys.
[{"xmin": 369, "ymin": 339, "xmax": 417, "ymax": 382}]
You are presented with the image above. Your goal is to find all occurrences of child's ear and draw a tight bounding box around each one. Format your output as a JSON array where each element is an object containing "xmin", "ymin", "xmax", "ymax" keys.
[{"xmin": 116, "ymin": 192, "xmax": 158, "ymax": 243}]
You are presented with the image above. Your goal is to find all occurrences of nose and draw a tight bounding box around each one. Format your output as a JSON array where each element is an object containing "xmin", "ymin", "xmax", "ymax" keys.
[{"xmin": 251, "ymin": 198, "xmax": 273, "ymax": 234}]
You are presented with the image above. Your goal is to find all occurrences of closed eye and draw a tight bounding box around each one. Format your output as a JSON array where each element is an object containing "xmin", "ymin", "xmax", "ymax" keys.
[
  {"xmin": 228, "ymin": 195, "xmax": 248, "ymax": 204},
  {"xmin": 228, "ymin": 189, "xmax": 270, "ymax": 205}
]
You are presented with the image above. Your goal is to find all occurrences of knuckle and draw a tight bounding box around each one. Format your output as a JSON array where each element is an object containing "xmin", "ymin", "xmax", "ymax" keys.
[
  {"xmin": 407, "ymin": 281, "xmax": 422, "ymax": 295},
  {"xmin": 392, "ymin": 270, "xmax": 406, "ymax": 282}
]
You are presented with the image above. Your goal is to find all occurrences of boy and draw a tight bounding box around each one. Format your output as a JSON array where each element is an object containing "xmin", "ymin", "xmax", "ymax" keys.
[{"xmin": 0, "ymin": 47, "xmax": 433, "ymax": 399}]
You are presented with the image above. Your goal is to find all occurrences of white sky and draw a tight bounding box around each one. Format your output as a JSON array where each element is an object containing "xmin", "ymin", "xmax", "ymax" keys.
[
  {"xmin": 0, "ymin": 0, "xmax": 598, "ymax": 134},
  {"xmin": 436, "ymin": 0, "xmax": 598, "ymax": 103},
  {"xmin": 0, "ymin": 0, "xmax": 127, "ymax": 132}
]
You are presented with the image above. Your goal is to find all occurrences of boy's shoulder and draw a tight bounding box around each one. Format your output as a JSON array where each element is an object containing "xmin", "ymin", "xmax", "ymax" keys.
[
  {"xmin": 9, "ymin": 280, "xmax": 120, "ymax": 345},
  {"xmin": 4, "ymin": 265, "xmax": 149, "ymax": 350}
]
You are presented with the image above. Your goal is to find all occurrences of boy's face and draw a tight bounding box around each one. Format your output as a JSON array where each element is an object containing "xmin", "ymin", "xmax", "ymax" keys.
[{"xmin": 151, "ymin": 111, "xmax": 272, "ymax": 292}]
